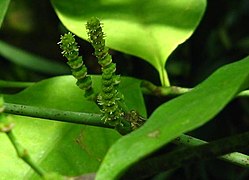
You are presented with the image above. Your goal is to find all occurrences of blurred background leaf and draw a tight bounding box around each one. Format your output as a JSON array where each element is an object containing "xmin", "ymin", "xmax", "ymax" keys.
[
  {"xmin": 0, "ymin": 40, "xmax": 69, "ymax": 75},
  {"xmin": 0, "ymin": 0, "xmax": 10, "ymax": 28}
]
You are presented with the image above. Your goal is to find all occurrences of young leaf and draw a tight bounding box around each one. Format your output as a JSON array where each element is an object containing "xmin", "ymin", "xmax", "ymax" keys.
[
  {"xmin": 51, "ymin": 0, "xmax": 206, "ymax": 86},
  {"xmin": 0, "ymin": 0, "xmax": 10, "ymax": 28},
  {"xmin": 96, "ymin": 56, "xmax": 249, "ymax": 180},
  {"xmin": 1, "ymin": 75, "xmax": 146, "ymax": 179}
]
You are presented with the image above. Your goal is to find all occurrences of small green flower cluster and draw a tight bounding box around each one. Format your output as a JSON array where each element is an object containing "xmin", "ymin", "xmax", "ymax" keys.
[
  {"xmin": 86, "ymin": 17, "xmax": 124, "ymax": 125},
  {"xmin": 58, "ymin": 32, "xmax": 93, "ymax": 97}
]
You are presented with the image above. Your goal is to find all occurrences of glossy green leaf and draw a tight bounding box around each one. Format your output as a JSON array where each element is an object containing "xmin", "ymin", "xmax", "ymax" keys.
[
  {"xmin": 0, "ymin": 0, "xmax": 10, "ymax": 28},
  {"xmin": 51, "ymin": 0, "xmax": 206, "ymax": 86},
  {"xmin": 1, "ymin": 75, "xmax": 146, "ymax": 179},
  {"xmin": 0, "ymin": 40, "xmax": 69, "ymax": 75},
  {"xmin": 96, "ymin": 56, "xmax": 249, "ymax": 180}
]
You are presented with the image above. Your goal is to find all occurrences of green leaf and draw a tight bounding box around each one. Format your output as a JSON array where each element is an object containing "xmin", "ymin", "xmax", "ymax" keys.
[
  {"xmin": 0, "ymin": 40, "xmax": 69, "ymax": 75},
  {"xmin": 1, "ymin": 75, "xmax": 146, "ymax": 179},
  {"xmin": 96, "ymin": 56, "xmax": 249, "ymax": 180},
  {"xmin": 51, "ymin": 0, "xmax": 206, "ymax": 86},
  {"xmin": 0, "ymin": 0, "xmax": 10, "ymax": 28}
]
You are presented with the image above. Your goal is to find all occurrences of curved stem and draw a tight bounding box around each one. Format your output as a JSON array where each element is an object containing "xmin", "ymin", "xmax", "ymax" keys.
[
  {"xmin": 1, "ymin": 101, "xmax": 46, "ymax": 177},
  {"xmin": 6, "ymin": 130, "xmax": 46, "ymax": 177}
]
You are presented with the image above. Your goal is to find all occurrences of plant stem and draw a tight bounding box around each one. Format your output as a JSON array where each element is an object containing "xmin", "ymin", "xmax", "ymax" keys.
[
  {"xmin": 238, "ymin": 90, "xmax": 249, "ymax": 97},
  {"xmin": 4, "ymin": 103, "xmax": 249, "ymax": 168},
  {"xmin": 1, "ymin": 98, "xmax": 46, "ymax": 177},
  {"xmin": 6, "ymin": 130, "xmax": 46, "ymax": 177},
  {"xmin": 141, "ymin": 80, "xmax": 191, "ymax": 96},
  {"xmin": 123, "ymin": 131, "xmax": 249, "ymax": 179},
  {"xmin": 141, "ymin": 80, "xmax": 249, "ymax": 98},
  {"xmin": 159, "ymin": 68, "xmax": 170, "ymax": 87},
  {"xmin": 4, "ymin": 103, "xmax": 111, "ymax": 128},
  {"xmin": 0, "ymin": 80, "xmax": 34, "ymax": 88},
  {"xmin": 173, "ymin": 134, "xmax": 249, "ymax": 167}
]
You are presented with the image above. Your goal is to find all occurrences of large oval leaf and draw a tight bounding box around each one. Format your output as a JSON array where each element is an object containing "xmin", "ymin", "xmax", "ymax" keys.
[
  {"xmin": 51, "ymin": 0, "xmax": 206, "ymax": 86},
  {"xmin": 96, "ymin": 56, "xmax": 249, "ymax": 180},
  {"xmin": 0, "ymin": 75, "xmax": 146, "ymax": 179}
]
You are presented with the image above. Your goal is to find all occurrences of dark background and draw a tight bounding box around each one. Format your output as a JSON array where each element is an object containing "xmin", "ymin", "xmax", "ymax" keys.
[{"xmin": 0, "ymin": 0, "xmax": 249, "ymax": 179}]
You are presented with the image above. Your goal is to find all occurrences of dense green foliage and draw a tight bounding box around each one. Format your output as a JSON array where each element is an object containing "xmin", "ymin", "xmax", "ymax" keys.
[{"xmin": 0, "ymin": 0, "xmax": 249, "ymax": 179}]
